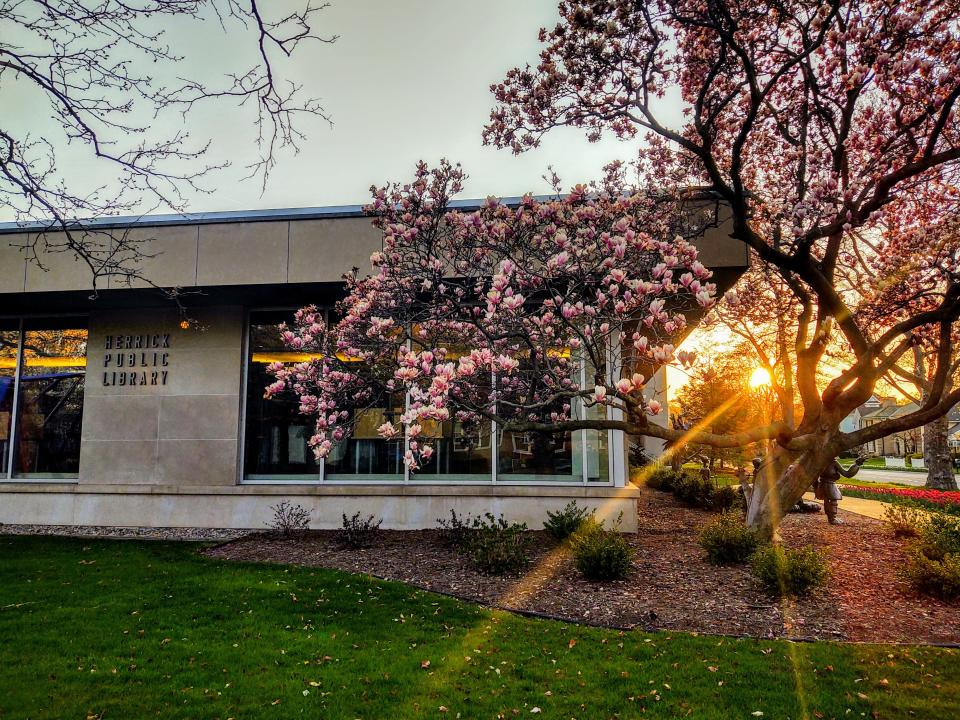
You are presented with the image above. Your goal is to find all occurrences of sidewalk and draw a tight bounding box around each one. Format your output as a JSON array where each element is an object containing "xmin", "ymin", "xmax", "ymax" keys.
[{"xmin": 802, "ymin": 492, "xmax": 890, "ymax": 520}]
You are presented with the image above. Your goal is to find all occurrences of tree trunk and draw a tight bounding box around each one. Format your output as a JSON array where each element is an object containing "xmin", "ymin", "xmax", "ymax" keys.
[
  {"xmin": 923, "ymin": 416, "xmax": 958, "ymax": 491},
  {"xmin": 745, "ymin": 445, "xmax": 829, "ymax": 540}
]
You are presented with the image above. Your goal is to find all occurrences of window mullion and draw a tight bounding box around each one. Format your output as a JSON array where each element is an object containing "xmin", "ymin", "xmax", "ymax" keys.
[{"xmin": 6, "ymin": 319, "xmax": 24, "ymax": 479}]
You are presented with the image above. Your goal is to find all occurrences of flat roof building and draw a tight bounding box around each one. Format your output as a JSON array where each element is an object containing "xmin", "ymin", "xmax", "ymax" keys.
[{"xmin": 0, "ymin": 201, "xmax": 747, "ymax": 531}]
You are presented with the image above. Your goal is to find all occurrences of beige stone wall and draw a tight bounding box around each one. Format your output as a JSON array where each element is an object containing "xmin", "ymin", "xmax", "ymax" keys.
[
  {"xmin": 1, "ymin": 208, "xmax": 745, "ymax": 293},
  {"xmin": 79, "ymin": 306, "xmax": 244, "ymax": 486},
  {"xmin": 0, "ymin": 483, "xmax": 641, "ymax": 531},
  {"xmin": 1, "ymin": 216, "xmax": 384, "ymax": 292}
]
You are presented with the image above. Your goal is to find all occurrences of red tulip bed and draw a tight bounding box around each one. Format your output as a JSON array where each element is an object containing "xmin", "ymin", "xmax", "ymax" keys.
[{"xmin": 840, "ymin": 484, "xmax": 960, "ymax": 515}]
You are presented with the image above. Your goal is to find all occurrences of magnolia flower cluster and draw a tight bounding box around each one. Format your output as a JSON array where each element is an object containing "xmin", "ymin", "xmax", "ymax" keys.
[{"xmin": 268, "ymin": 162, "xmax": 726, "ymax": 470}]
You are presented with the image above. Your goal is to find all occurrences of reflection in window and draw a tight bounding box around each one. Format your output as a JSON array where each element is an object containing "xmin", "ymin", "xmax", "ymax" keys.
[
  {"xmin": 324, "ymin": 392, "xmax": 405, "ymax": 481},
  {"xmin": 498, "ymin": 429, "xmax": 575, "ymax": 481},
  {"xmin": 0, "ymin": 322, "xmax": 18, "ymax": 477},
  {"xmin": 414, "ymin": 417, "xmax": 493, "ymax": 481},
  {"xmin": 243, "ymin": 311, "xmax": 320, "ymax": 480},
  {"xmin": 14, "ymin": 321, "xmax": 87, "ymax": 478}
]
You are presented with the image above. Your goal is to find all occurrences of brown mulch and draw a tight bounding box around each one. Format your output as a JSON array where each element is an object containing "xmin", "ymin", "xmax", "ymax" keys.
[{"xmin": 203, "ymin": 490, "xmax": 960, "ymax": 644}]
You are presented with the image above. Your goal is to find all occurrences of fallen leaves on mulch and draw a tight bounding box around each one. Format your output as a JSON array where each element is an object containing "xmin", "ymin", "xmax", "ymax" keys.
[{"xmin": 203, "ymin": 490, "xmax": 960, "ymax": 643}]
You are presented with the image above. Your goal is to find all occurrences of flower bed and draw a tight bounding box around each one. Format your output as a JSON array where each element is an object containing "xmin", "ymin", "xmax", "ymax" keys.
[{"xmin": 840, "ymin": 484, "xmax": 960, "ymax": 515}]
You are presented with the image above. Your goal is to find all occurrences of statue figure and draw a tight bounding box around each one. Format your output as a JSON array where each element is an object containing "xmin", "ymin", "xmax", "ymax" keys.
[
  {"xmin": 814, "ymin": 456, "xmax": 866, "ymax": 524},
  {"xmin": 735, "ymin": 464, "xmax": 753, "ymax": 505},
  {"xmin": 698, "ymin": 455, "xmax": 711, "ymax": 484}
]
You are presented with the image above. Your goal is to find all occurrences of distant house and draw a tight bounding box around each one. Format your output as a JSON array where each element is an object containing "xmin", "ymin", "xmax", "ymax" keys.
[{"xmin": 848, "ymin": 397, "xmax": 960, "ymax": 457}]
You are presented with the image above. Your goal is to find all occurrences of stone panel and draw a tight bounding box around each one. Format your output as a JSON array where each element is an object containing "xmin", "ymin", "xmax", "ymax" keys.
[
  {"xmin": 0, "ymin": 235, "xmax": 27, "ymax": 293},
  {"xmin": 156, "ymin": 439, "xmax": 238, "ymax": 486},
  {"xmin": 24, "ymin": 230, "xmax": 99, "ymax": 292},
  {"xmin": 159, "ymin": 394, "xmax": 239, "ymax": 440},
  {"xmin": 79, "ymin": 440, "xmax": 159, "ymax": 485},
  {"xmin": 108, "ymin": 225, "xmax": 199, "ymax": 290},
  {"xmin": 288, "ymin": 217, "xmax": 382, "ymax": 283},
  {"xmin": 82, "ymin": 395, "xmax": 161, "ymax": 441},
  {"xmin": 197, "ymin": 221, "xmax": 288, "ymax": 286}
]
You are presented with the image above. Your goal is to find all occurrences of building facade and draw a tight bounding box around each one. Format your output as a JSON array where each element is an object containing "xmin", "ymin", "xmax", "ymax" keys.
[{"xmin": 0, "ymin": 202, "xmax": 747, "ymax": 531}]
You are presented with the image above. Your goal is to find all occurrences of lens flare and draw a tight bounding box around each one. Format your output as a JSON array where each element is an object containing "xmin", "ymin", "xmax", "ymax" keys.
[{"xmin": 749, "ymin": 367, "xmax": 772, "ymax": 388}]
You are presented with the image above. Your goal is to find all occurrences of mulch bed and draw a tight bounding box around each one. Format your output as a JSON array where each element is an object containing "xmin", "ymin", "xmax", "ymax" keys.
[{"xmin": 203, "ymin": 490, "xmax": 960, "ymax": 644}]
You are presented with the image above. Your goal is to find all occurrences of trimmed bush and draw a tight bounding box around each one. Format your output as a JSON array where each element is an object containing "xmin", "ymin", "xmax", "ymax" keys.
[
  {"xmin": 645, "ymin": 467, "xmax": 684, "ymax": 492},
  {"xmin": 883, "ymin": 504, "xmax": 925, "ymax": 538},
  {"xmin": 901, "ymin": 549, "xmax": 960, "ymax": 601},
  {"xmin": 570, "ymin": 516, "xmax": 633, "ymax": 581},
  {"xmin": 711, "ymin": 484, "xmax": 742, "ymax": 512},
  {"xmin": 336, "ymin": 512, "xmax": 383, "ymax": 549},
  {"xmin": 436, "ymin": 509, "xmax": 476, "ymax": 549},
  {"xmin": 901, "ymin": 513, "xmax": 960, "ymax": 600},
  {"xmin": 750, "ymin": 545, "xmax": 829, "ymax": 597},
  {"xmin": 544, "ymin": 501, "xmax": 593, "ymax": 541},
  {"xmin": 674, "ymin": 473, "xmax": 715, "ymax": 509},
  {"xmin": 698, "ymin": 510, "xmax": 762, "ymax": 565},
  {"xmin": 464, "ymin": 513, "xmax": 531, "ymax": 575}
]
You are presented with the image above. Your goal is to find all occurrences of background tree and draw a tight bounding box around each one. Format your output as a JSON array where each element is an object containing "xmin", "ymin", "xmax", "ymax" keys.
[
  {"xmin": 1, "ymin": 0, "xmax": 334, "ymax": 292},
  {"xmin": 673, "ymin": 343, "xmax": 763, "ymax": 470},
  {"xmin": 484, "ymin": 0, "xmax": 960, "ymax": 537}
]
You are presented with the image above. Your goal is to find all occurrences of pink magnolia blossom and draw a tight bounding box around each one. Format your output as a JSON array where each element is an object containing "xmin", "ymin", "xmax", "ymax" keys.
[{"xmin": 268, "ymin": 162, "xmax": 714, "ymax": 468}]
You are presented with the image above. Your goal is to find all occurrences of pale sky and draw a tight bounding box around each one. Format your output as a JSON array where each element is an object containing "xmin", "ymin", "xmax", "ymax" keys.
[{"xmin": 5, "ymin": 0, "xmax": 685, "ymax": 219}]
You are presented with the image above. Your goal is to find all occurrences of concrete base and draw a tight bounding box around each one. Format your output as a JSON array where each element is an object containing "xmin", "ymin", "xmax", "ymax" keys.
[{"xmin": 0, "ymin": 484, "xmax": 640, "ymax": 532}]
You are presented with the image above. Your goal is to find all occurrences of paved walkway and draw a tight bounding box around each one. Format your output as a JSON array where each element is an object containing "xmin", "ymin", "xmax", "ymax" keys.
[
  {"xmin": 850, "ymin": 468, "xmax": 929, "ymax": 487},
  {"xmin": 802, "ymin": 492, "xmax": 889, "ymax": 520}
]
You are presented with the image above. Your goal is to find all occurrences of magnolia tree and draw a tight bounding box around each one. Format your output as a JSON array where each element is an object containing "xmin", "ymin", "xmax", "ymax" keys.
[
  {"xmin": 266, "ymin": 161, "xmax": 747, "ymax": 471},
  {"xmin": 483, "ymin": 0, "xmax": 960, "ymax": 537}
]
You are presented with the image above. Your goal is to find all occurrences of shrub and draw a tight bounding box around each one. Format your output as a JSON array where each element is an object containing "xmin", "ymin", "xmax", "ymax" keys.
[
  {"xmin": 698, "ymin": 510, "xmax": 762, "ymax": 565},
  {"xmin": 900, "ymin": 549, "xmax": 960, "ymax": 601},
  {"xmin": 750, "ymin": 545, "xmax": 829, "ymax": 597},
  {"xmin": 267, "ymin": 500, "xmax": 311, "ymax": 535},
  {"xmin": 883, "ymin": 504, "xmax": 925, "ymax": 538},
  {"xmin": 436, "ymin": 509, "xmax": 476, "ymax": 549},
  {"xmin": 543, "ymin": 501, "xmax": 593, "ymax": 540},
  {"xmin": 463, "ymin": 513, "xmax": 531, "ymax": 575},
  {"xmin": 674, "ymin": 473, "xmax": 715, "ymax": 509},
  {"xmin": 711, "ymin": 484, "xmax": 742, "ymax": 512},
  {"xmin": 570, "ymin": 516, "xmax": 633, "ymax": 581},
  {"xmin": 901, "ymin": 513, "xmax": 960, "ymax": 600},
  {"xmin": 336, "ymin": 512, "xmax": 383, "ymax": 549},
  {"xmin": 916, "ymin": 513, "xmax": 960, "ymax": 559},
  {"xmin": 645, "ymin": 467, "xmax": 684, "ymax": 492}
]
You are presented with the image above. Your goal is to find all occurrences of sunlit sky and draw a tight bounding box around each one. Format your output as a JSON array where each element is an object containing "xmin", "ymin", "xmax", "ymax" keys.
[{"xmin": 5, "ymin": 0, "xmax": 687, "ymax": 218}]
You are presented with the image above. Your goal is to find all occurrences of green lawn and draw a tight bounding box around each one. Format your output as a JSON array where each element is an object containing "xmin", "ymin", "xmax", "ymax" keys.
[{"xmin": 1, "ymin": 536, "xmax": 958, "ymax": 719}]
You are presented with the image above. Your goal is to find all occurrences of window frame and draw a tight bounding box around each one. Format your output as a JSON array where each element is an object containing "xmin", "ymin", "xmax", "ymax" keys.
[{"xmin": 0, "ymin": 313, "xmax": 88, "ymax": 483}]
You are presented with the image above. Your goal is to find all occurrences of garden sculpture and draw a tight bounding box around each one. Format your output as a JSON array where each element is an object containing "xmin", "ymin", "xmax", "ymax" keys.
[{"xmin": 814, "ymin": 456, "xmax": 866, "ymax": 524}]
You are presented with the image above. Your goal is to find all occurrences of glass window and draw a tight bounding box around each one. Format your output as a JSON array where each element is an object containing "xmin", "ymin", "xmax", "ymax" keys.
[
  {"xmin": 323, "ymin": 390, "xmax": 406, "ymax": 481},
  {"xmin": 0, "ymin": 321, "xmax": 18, "ymax": 477},
  {"xmin": 13, "ymin": 320, "xmax": 87, "ymax": 478},
  {"xmin": 243, "ymin": 310, "xmax": 321, "ymax": 480}
]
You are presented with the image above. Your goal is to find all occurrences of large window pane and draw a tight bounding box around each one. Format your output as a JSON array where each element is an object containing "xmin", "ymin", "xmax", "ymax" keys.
[
  {"xmin": 13, "ymin": 321, "xmax": 87, "ymax": 478},
  {"xmin": 413, "ymin": 417, "xmax": 493, "ymax": 481},
  {"xmin": 324, "ymin": 392, "xmax": 406, "ymax": 481},
  {"xmin": 0, "ymin": 321, "xmax": 18, "ymax": 477},
  {"xmin": 498, "ymin": 428, "xmax": 574, "ymax": 481},
  {"xmin": 243, "ymin": 311, "xmax": 320, "ymax": 480}
]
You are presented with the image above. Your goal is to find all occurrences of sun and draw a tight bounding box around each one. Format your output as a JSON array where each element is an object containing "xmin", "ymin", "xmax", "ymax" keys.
[{"xmin": 749, "ymin": 367, "xmax": 772, "ymax": 388}]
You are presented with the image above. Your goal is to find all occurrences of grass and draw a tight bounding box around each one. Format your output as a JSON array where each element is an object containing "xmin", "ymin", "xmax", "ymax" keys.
[{"xmin": 0, "ymin": 536, "xmax": 957, "ymax": 719}]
